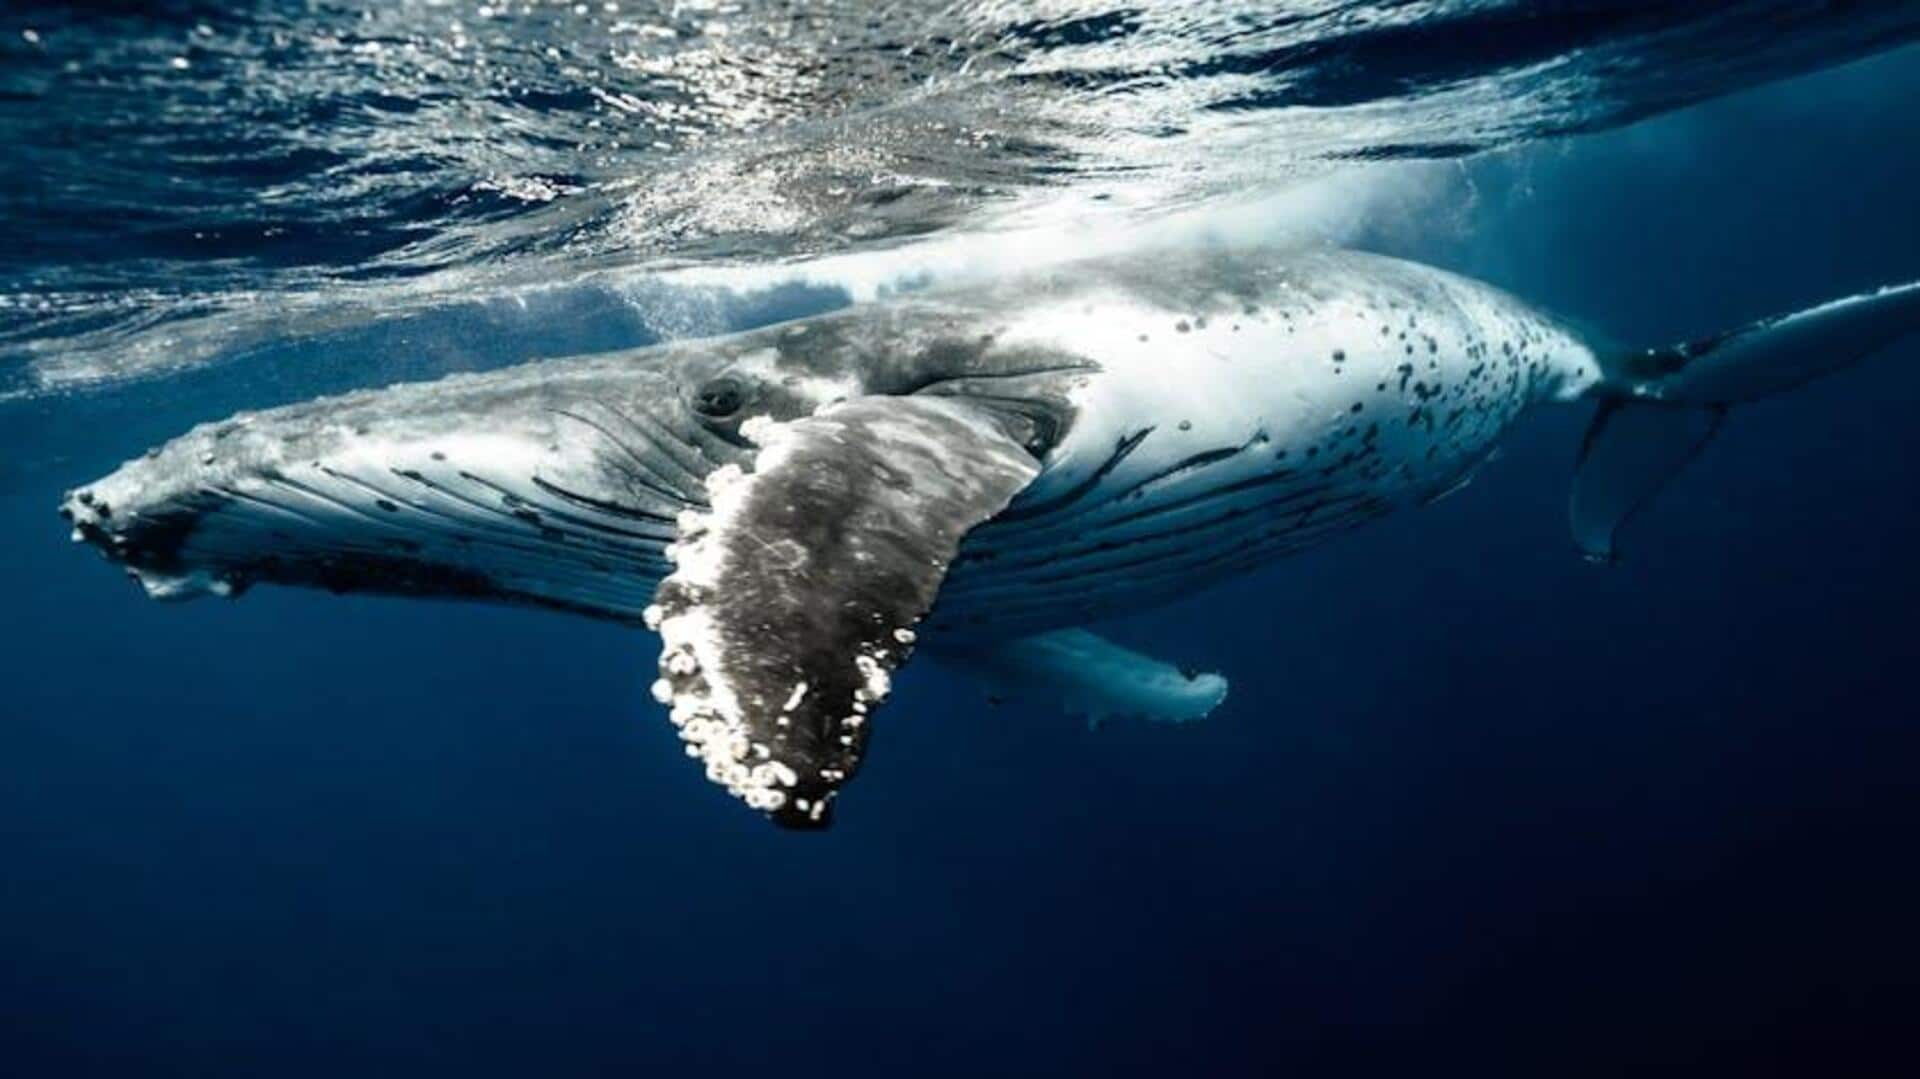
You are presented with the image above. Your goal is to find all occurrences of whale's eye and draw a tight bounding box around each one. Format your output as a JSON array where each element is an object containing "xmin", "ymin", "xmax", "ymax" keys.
[{"xmin": 692, "ymin": 377, "xmax": 747, "ymax": 419}]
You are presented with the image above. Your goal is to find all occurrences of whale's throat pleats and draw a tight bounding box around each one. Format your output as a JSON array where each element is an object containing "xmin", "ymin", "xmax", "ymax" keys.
[{"xmin": 646, "ymin": 397, "xmax": 1042, "ymax": 828}]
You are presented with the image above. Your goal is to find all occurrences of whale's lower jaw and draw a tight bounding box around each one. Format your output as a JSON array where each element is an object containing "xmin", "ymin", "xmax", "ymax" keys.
[
  {"xmin": 62, "ymin": 437, "xmax": 1401, "ymax": 635},
  {"xmin": 60, "ymin": 370, "xmax": 710, "ymax": 622},
  {"xmin": 64, "ymin": 454, "xmax": 678, "ymax": 620}
]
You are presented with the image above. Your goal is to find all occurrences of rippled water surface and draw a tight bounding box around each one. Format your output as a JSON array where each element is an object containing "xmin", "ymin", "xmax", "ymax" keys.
[{"xmin": 4, "ymin": 2, "xmax": 1918, "ymax": 397}]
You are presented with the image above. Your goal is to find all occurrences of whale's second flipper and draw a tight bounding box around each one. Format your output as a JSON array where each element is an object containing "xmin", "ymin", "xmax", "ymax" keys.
[
  {"xmin": 1573, "ymin": 280, "xmax": 1920, "ymax": 561},
  {"xmin": 936, "ymin": 629, "xmax": 1228, "ymax": 727},
  {"xmin": 648, "ymin": 396, "xmax": 1041, "ymax": 828}
]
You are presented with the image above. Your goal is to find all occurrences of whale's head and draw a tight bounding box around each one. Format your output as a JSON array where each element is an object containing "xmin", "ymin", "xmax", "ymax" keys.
[
  {"xmin": 61, "ymin": 302, "xmax": 1087, "ymax": 623},
  {"xmin": 61, "ymin": 355, "xmax": 713, "ymax": 618}
]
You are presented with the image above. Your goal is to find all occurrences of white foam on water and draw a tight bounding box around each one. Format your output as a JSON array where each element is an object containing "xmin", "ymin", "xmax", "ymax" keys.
[{"xmin": 654, "ymin": 162, "xmax": 1460, "ymax": 305}]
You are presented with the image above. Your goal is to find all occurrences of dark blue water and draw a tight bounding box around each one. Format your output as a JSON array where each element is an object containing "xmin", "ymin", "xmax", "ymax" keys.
[{"xmin": 5, "ymin": 9, "xmax": 1920, "ymax": 1078}]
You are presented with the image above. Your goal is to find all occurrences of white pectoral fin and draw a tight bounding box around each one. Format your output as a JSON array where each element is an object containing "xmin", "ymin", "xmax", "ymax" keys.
[{"xmin": 939, "ymin": 628, "xmax": 1228, "ymax": 727}]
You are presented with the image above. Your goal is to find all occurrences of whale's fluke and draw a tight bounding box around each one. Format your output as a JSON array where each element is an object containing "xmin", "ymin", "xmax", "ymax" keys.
[
  {"xmin": 1573, "ymin": 280, "xmax": 1920, "ymax": 561},
  {"xmin": 647, "ymin": 396, "xmax": 1042, "ymax": 828}
]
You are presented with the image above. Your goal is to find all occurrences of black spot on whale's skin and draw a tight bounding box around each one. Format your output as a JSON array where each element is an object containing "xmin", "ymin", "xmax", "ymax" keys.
[
  {"xmin": 375, "ymin": 499, "xmax": 400, "ymax": 513},
  {"xmin": 999, "ymin": 426, "xmax": 1153, "ymax": 522},
  {"xmin": 1111, "ymin": 441, "xmax": 1255, "ymax": 502}
]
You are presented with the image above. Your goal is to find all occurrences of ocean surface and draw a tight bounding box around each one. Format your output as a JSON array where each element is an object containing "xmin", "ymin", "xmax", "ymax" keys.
[{"xmin": 4, "ymin": 4, "xmax": 1920, "ymax": 1075}]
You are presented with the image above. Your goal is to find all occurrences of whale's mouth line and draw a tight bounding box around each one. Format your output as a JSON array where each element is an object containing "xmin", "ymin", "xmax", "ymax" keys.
[
  {"xmin": 548, "ymin": 399, "xmax": 720, "ymax": 496},
  {"xmin": 64, "ymin": 445, "xmax": 692, "ymax": 619},
  {"xmin": 548, "ymin": 408, "xmax": 704, "ymax": 508}
]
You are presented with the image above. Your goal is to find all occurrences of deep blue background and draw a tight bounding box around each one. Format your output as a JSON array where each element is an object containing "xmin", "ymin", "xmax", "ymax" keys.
[{"xmin": 4, "ymin": 49, "xmax": 1919, "ymax": 1078}]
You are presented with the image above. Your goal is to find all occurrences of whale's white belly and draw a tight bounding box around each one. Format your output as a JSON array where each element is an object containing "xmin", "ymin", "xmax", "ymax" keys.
[{"xmin": 934, "ymin": 251, "xmax": 1600, "ymax": 635}]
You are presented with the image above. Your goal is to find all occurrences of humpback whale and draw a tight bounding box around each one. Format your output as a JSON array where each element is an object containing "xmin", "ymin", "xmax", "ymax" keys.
[{"xmin": 60, "ymin": 248, "xmax": 1920, "ymax": 827}]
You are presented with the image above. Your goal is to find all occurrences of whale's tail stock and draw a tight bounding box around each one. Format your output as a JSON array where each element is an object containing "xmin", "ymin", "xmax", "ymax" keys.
[{"xmin": 1570, "ymin": 280, "xmax": 1920, "ymax": 562}]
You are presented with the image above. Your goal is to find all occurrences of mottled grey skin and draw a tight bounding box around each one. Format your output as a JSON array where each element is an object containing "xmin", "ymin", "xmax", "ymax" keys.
[
  {"xmin": 60, "ymin": 296, "xmax": 1095, "ymax": 618},
  {"xmin": 58, "ymin": 245, "xmax": 1920, "ymax": 828},
  {"xmin": 68, "ymin": 247, "xmax": 1518, "ymax": 618}
]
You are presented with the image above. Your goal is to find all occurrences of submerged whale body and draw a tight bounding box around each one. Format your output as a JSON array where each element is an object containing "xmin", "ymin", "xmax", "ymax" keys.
[{"xmin": 62, "ymin": 248, "xmax": 1920, "ymax": 827}]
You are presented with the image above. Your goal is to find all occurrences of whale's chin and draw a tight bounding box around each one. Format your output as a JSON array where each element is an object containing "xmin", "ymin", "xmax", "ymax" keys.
[{"xmin": 62, "ymin": 369, "xmax": 719, "ymax": 621}]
